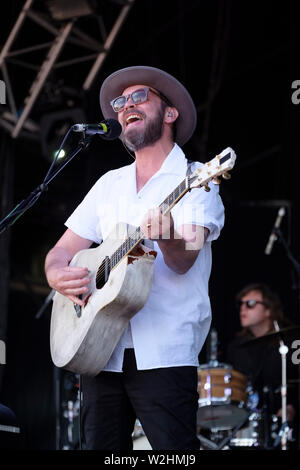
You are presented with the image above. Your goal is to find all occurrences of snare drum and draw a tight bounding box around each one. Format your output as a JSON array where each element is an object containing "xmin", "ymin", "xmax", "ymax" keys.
[{"xmin": 197, "ymin": 363, "xmax": 248, "ymax": 430}]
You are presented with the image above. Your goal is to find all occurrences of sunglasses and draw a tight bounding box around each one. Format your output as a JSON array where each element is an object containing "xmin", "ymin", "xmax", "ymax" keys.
[
  {"xmin": 237, "ymin": 299, "xmax": 266, "ymax": 309},
  {"xmin": 110, "ymin": 87, "xmax": 172, "ymax": 113}
]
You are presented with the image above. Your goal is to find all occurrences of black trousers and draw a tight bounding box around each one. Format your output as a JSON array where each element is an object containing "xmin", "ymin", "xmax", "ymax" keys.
[{"xmin": 81, "ymin": 349, "xmax": 200, "ymax": 450}]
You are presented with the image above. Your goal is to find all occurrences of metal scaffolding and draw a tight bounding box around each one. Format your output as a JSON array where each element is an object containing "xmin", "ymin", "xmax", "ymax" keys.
[{"xmin": 0, "ymin": 0, "xmax": 135, "ymax": 139}]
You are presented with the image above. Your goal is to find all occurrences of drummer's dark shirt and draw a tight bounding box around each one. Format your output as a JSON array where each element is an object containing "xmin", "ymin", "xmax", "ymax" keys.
[{"xmin": 226, "ymin": 335, "xmax": 299, "ymax": 415}]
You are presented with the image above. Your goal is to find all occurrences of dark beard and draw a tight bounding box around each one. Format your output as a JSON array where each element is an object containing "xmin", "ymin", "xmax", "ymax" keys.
[{"xmin": 121, "ymin": 105, "xmax": 165, "ymax": 152}]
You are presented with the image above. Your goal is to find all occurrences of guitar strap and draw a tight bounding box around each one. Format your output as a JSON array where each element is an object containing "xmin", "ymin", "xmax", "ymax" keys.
[{"xmin": 186, "ymin": 159, "xmax": 194, "ymax": 177}]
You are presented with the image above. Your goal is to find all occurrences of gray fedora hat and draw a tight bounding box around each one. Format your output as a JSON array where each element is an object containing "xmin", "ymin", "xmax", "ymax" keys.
[{"xmin": 99, "ymin": 65, "xmax": 197, "ymax": 146}]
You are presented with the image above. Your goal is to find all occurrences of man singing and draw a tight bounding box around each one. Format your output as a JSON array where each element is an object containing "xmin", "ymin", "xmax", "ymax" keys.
[{"xmin": 45, "ymin": 66, "xmax": 225, "ymax": 450}]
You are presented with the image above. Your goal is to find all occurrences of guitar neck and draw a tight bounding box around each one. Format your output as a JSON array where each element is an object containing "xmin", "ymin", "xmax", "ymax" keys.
[
  {"xmin": 159, "ymin": 177, "xmax": 191, "ymax": 215},
  {"xmin": 100, "ymin": 146, "xmax": 236, "ymax": 273}
]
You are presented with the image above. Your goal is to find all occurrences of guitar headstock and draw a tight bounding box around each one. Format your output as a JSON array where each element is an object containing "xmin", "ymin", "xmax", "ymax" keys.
[{"xmin": 189, "ymin": 147, "xmax": 237, "ymax": 191}]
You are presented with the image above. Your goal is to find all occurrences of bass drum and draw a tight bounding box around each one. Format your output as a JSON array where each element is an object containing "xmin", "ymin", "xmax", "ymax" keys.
[{"xmin": 197, "ymin": 363, "xmax": 248, "ymax": 430}]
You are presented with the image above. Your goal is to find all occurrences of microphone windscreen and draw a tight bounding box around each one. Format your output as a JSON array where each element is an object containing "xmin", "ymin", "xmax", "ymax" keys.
[{"xmin": 102, "ymin": 118, "xmax": 122, "ymax": 140}]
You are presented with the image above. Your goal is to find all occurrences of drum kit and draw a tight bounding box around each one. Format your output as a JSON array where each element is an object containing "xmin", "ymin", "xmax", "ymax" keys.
[
  {"xmin": 132, "ymin": 359, "xmax": 286, "ymax": 451},
  {"xmin": 196, "ymin": 325, "xmax": 300, "ymax": 450},
  {"xmin": 196, "ymin": 361, "xmax": 281, "ymax": 450},
  {"xmin": 131, "ymin": 325, "xmax": 299, "ymax": 450}
]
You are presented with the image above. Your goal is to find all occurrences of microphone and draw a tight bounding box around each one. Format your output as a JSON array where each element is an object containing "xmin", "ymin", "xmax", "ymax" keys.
[
  {"xmin": 72, "ymin": 118, "xmax": 122, "ymax": 140},
  {"xmin": 264, "ymin": 206, "xmax": 286, "ymax": 255}
]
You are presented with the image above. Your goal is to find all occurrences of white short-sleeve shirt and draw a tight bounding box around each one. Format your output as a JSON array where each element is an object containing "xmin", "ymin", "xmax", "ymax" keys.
[{"xmin": 65, "ymin": 143, "xmax": 225, "ymax": 371}]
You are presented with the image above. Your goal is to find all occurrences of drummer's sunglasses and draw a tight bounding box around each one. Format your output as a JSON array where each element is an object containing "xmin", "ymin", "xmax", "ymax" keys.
[
  {"xmin": 237, "ymin": 299, "xmax": 266, "ymax": 309},
  {"xmin": 110, "ymin": 87, "xmax": 172, "ymax": 113}
]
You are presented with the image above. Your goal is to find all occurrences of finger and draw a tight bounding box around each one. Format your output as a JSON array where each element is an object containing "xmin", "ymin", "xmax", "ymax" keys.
[
  {"xmin": 151, "ymin": 207, "xmax": 161, "ymax": 221},
  {"xmin": 58, "ymin": 268, "xmax": 89, "ymax": 282},
  {"xmin": 67, "ymin": 294, "xmax": 85, "ymax": 307},
  {"xmin": 140, "ymin": 212, "xmax": 152, "ymax": 235},
  {"xmin": 62, "ymin": 277, "xmax": 90, "ymax": 289},
  {"xmin": 65, "ymin": 266, "xmax": 89, "ymax": 275},
  {"xmin": 146, "ymin": 209, "xmax": 153, "ymax": 227},
  {"xmin": 148, "ymin": 208, "xmax": 161, "ymax": 238},
  {"xmin": 64, "ymin": 285, "xmax": 89, "ymax": 296},
  {"xmin": 63, "ymin": 266, "xmax": 89, "ymax": 276}
]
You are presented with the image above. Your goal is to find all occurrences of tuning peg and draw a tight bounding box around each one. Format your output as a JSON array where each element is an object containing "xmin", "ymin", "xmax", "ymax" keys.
[
  {"xmin": 222, "ymin": 172, "xmax": 231, "ymax": 180},
  {"xmin": 212, "ymin": 177, "xmax": 221, "ymax": 185},
  {"xmin": 204, "ymin": 184, "xmax": 211, "ymax": 192}
]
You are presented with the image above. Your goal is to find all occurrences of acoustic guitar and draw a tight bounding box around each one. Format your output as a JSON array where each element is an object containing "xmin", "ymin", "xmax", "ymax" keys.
[{"xmin": 50, "ymin": 147, "xmax": 236, "ymax": 376}]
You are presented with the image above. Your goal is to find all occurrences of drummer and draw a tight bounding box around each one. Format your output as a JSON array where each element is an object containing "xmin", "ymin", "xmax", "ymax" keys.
[{"xmin": 226, "ymin": 283, "xmax": 299, "ymax": 434}]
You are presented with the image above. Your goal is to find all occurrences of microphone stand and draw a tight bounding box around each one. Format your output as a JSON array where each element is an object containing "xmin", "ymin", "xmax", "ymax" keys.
[
  {"xmin": 0, "ymin": 134, "xmax": 93, "ymax": 235},
  {"xmin": 35, "ymin": 289, "xmax": 55, "ymax": 319},
  {"xmin": 273, "ymin": 320, "xmax": 289, "ymax": 450},
  {"xmin": 0, "ymin": 132, "xmax": 93, "ymax": 451},
  {"xmin": 271, "ymin": 229, "xmax": 300, "ymax": 449}
]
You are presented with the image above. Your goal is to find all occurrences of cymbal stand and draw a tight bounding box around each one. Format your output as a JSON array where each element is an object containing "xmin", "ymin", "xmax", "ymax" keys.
[
  {"xmin": 273, "ymin": 320, "xmax": 289, "ymax": 450},
  {"xmin": 207, "ymin": 327, "xmax": 219, "ymax": 368},
  {"xmin": 262, "ymin": 386, "xmax": 272, "ymax": 449},
  {"xmin": 216, "ymin": 410, "xmax": 253, "ymax": 450}
]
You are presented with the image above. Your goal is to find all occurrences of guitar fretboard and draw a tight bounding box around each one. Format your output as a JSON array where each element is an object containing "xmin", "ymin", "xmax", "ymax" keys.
[
  {"xmin": 159, "ymin": 179, "xmax": 188, "ymax": 214},
  {"xmin": 100, "ymin": 148, "xmax": 235, "ymax": 272}
]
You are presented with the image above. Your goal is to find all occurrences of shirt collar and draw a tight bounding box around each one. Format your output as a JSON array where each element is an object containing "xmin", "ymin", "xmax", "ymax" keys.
[
  {"xmin": 128, "ymin": 143, "xmax": 187, "ymax": 177},
  {"xmin": 158, "ymin": 143, "xmax": 187, "ymax": 176}
]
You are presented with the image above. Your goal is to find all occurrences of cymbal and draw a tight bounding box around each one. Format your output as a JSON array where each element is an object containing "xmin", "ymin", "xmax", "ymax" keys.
[{"xmin": 241, "ymin": 326, "xmax": 300, "ymax": 347}]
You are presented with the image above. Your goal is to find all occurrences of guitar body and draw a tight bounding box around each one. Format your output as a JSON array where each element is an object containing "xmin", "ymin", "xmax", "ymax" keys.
[{"xmin": 50, "ymin": 222, "xmax": 156, "ymax": 376}]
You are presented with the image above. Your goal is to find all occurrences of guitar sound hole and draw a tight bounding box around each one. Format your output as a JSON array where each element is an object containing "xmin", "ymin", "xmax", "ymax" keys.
[{"xmin": 96, "ymin": 258, "xmax": 110, "ymax": 289}]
